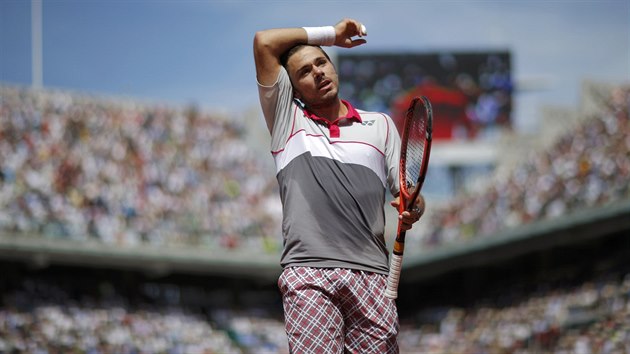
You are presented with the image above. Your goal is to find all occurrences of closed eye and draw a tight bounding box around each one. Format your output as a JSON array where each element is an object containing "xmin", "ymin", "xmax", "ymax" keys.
[
  {"xmin": 316, "ymin": 58, "xmax": 327, "ymax": 67},
  {"xmin": 297, "ymin": 66, "xmax": 311, "ymax": 78}
]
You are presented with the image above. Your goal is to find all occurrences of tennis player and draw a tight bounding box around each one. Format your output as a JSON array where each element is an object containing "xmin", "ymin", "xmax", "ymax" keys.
[{"xmin": 253, "ymin": 18, "xmax": 425, "ymax": 353}]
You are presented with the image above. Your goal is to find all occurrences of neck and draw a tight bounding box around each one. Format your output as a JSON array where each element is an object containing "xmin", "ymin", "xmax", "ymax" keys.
[{"xmin": 308, "ymin": 99, "xmax": 347, "ymax": 122}]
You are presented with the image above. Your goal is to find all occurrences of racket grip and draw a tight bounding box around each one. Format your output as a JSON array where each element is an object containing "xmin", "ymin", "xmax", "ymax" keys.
[{"xmin": 384, "ymin": 253, "xmax": 403, "ymax": 299}]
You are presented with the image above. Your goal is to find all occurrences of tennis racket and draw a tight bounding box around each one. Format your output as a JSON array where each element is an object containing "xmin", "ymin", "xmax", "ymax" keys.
[{"xmin": 384, "ymin": 96, "xmax": 433, "ymax": 300}]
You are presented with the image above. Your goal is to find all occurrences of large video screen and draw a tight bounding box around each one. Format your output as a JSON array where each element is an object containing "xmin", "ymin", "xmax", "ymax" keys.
[{"xmin": 337, "ymin": 51, "xmax": 512, "ymax": 141}]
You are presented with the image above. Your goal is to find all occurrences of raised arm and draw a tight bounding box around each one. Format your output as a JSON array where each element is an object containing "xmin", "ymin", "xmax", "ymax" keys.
[
  {"xmin": 253, "ymin": 28, "xmax": 306, "ymax": 86},
  {"xmin": 253, "ymin": 18, "xmax": 367, "ymax": 86}
]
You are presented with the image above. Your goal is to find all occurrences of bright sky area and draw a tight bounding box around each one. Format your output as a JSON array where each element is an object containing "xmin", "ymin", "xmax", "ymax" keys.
[{"xmin": 1, "ymin": 0, "xmax": 629, "ymax": 134}]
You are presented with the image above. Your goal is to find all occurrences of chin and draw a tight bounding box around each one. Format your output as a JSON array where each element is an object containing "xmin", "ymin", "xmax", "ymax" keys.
[
  {"xmin": 321, "ymin": 88, "xmax": 338, "ymax": 102},
  {"xmin": 314, "ymin": 95, "xmax": 337, "ymax": 108}
]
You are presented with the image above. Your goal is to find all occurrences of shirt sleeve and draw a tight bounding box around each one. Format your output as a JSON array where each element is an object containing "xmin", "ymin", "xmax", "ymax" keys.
[
  {"xmin": 257, "ymin": 67, "xmax": 297, "ymax": 152},
  {"xmin": 384, "ymin": 113, "xmax": 401, "ymax": 197}
]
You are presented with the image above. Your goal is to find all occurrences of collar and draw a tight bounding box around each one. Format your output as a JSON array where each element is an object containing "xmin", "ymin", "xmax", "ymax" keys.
[{"xmin": 302, "ymin": 99, "xmax": 362, "ymax": 138}]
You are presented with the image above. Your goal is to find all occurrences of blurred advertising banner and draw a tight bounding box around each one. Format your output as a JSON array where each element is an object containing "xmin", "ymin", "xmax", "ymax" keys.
[{"xmin": 338, "ymin": 51, "xmax": 512, "ymax": 141}]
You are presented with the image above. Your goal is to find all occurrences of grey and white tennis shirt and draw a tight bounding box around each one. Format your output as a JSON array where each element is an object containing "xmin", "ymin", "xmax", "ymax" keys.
[{"xmin": 258, "ymin": 68, "xmax": 401, "ymax": 275}]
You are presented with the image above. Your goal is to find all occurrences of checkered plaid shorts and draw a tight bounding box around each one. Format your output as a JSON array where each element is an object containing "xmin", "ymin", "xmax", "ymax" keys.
[{"xmin": 278, "ymin": 267, "xmax": 399, "ymax": 354}]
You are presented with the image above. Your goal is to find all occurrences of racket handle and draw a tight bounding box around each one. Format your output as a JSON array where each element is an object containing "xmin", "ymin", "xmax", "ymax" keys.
[{"xmin": 384, "ymin": 253, "xmax": 403, "ymax": 299}]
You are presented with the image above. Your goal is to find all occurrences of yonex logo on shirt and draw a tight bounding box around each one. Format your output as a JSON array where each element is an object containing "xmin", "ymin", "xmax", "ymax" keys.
[{"xmin": 361, "ymin": 120, "xmax": 375, "ymax": 126}]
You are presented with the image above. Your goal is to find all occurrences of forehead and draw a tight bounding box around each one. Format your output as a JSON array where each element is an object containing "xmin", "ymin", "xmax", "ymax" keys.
[{"xmin": 287, "ymin": 46, "xmax": 329, "ymax": 70}]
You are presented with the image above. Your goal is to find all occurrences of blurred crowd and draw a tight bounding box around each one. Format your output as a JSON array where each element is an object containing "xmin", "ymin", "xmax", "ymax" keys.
[
  {"xmin": 0, "ymin": 276, "xmax": 287, "ymax": 354},
  {"xmin": 0, "ymin": 303, "xmax": 239, "ymax": 353},
  {"xmin": 398, "ymin": 271, "xmax": 630, "ymax": 353},
  {"xmin": 415, "ymin": 86, "xmax": 630, "ymax": 249},
  {"xmin": 1, "ymin": 267, "xmax": 627, "ymax": 354},
  {"xmin": 0, "ymin": 86, "xmax": 282, "ymax": 251},
  {"xmin": 1, "ymin": 83, "xmax": 629, "ymax": 353},
  {"xmin": 2, "ymin": 84, "xmax": 628, "ymax": 254}
]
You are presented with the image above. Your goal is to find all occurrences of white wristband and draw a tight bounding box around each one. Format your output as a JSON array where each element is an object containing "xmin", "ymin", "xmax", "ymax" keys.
[{"xmin": 303, "ymin": 26, "xmax": 336, "ymax": 46}]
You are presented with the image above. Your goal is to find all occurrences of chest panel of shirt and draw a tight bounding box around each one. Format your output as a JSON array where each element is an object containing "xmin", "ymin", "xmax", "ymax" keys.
[{"xmin": 274, "ymin": 110, "xmax": 390, "ymax": 188}]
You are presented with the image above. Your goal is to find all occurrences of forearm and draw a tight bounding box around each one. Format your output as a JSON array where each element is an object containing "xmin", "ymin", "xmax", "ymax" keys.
[
  {"xmin": 253, "ymin": 19, "xmax": 367, "ymax": 86},
  {"xmin": 253, "ymin": 28, "xmax": 307, "ymax": 86}
]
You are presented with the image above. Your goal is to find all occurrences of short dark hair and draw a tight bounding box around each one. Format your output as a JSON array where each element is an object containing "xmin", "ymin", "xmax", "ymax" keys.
[{"xmin": 280, "ymin": 44, "xmax": 332, "ymax": 69}]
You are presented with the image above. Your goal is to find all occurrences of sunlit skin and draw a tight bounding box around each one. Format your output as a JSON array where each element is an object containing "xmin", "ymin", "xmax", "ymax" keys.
[
  {"xmin": 285, "ymin": 46, "xmax": 345, "ymax": 121},
  {"xmin": 392, "ymin": 194, "xmax": 425, "ymax": 231}
]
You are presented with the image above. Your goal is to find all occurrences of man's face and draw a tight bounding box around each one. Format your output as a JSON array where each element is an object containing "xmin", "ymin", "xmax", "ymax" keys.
[{"xmin": 286, "ymin": 46, "xmax": 339, "ymax": 108}]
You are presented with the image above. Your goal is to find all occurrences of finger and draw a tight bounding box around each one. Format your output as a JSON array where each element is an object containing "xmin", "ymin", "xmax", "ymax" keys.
[
  {"xmin": 398, "ymin": 211, "xmax": 416, "ymax": 222},
  {"xmin": 411, "ymin": 205, "xmax": 424, "ymax": 218},
  {"xmin": 399, "ymin": 217, "xmax": 413, "ymax": 231},
  {"xmin": 399, "ymin": 210, "xmax": 421, "ymax": 225},
  {"xmin": 346, "ymin": 19, "xmax": 366, "ymax": 39},
  {"xmin": 348, "ymin": 38, "xmax": 367, "ymax": 47},
  {"xmin": 415, "ymin": 194, "xmax": 426, "ymax": 212},
  {"xmin": 339, "ymin": 38, "xmax": 366, "ymax": 48}
]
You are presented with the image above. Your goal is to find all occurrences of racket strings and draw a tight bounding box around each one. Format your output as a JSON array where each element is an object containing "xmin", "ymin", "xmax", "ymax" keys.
[{"xmin": 404, "ymin": 106, "xmax": 427, "ymax": 188}]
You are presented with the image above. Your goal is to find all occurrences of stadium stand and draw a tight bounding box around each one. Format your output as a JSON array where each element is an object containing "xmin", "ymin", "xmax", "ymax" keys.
[
  {"xmin": 0, "ymin": 81, "xmax": 628, "ymax": 353},
  {"xmin": 410, "ymin": 84, "xmax": 630, "ymax": 251},
  {"xmin": 0, "ymin": 261, "xmax": 288, "ymax": 353},
  {"xmin": 0, "ymin": 85, "xmax": 283, "ymax": 252},
  {"xmin": 397, "ymin": 228, "xmax": 630, "ymax": 353}
]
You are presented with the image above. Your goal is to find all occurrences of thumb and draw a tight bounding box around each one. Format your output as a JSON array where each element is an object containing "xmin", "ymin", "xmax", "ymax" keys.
[{"xmin": 338, "ymin": 37, "xmax": 367, "ymax": 48}]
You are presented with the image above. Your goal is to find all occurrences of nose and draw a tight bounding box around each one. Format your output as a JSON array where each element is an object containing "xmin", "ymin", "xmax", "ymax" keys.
[{"xmin": 312, "ymin": 65, "xmax": 324, "ymax": 77}]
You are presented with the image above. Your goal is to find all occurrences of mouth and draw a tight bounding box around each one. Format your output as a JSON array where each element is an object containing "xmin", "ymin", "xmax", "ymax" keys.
[{"xmin": 318, "ymin": 79, "xmax": 332, "ymax": 91}]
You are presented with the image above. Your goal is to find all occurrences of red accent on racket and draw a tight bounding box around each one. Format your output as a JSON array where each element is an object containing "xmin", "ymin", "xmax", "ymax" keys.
[{"xmin": 385, "ymin": 96, "xmax": 433, "ymax": 300}]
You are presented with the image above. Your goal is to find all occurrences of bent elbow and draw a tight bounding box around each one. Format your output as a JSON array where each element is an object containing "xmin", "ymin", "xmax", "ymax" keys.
[{"xmin": 253, "ymin": 31, "xmax": 273, "ymax": 54}]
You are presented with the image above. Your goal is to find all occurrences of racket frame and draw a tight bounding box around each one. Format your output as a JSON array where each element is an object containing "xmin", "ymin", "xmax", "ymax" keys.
[{"xmin": 384, "ymin": 96, "xmax": 433, "ymax": 299}]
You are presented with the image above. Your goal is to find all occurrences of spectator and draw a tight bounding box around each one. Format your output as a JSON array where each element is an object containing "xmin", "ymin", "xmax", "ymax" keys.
[
  {"xmin": 413, "ymin": 86, "xmax": 630, "ymax": 250},
  {"xmin": 0, "ymin": 86, "xmax": 282, "ymax": 251}
]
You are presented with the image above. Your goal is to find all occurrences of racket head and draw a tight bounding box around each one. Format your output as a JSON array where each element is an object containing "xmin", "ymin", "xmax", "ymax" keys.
[
  {"xmin": 399, "ymin": 96, "xmax": 433, "ymax": 210},
  {"xmin": 386, "ymin": 96, "xmax": 433, "ymax": 300}
]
